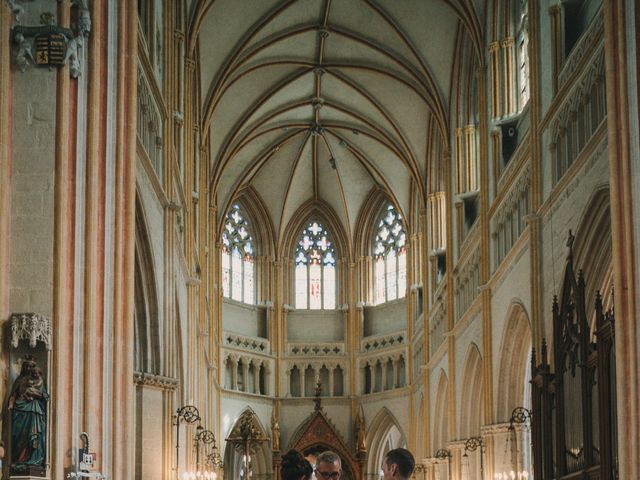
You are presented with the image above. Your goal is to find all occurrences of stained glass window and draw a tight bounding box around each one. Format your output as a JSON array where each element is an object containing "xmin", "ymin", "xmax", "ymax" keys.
[
  {"xmin": 373, "ymin": 204, "xmax": 407, "ymax": 305},
  {"xmin": 294, "ymin": 221, "xmax": 337, "ymax": 310},
  {"xmin": 221, "ymin": 204, "xmax": 254, "ymax": 304}
]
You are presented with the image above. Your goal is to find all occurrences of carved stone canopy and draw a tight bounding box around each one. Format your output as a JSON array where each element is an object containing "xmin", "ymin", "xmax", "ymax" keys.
[
  {"xmin": 10, "ymin": 312, "xmax": 52, "ymax": 349},
  {"xmin": 288, "ymin": 408, "xmax": 362, "ymax": 480}
]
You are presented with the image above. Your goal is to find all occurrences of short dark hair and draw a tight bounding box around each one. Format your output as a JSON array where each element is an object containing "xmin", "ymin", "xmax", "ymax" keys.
[
  {"xmin": 316, "ymin": 451, "xmax": 342, "ymax": 469},
  {"xmin": 385, "ymin": 448, "xmax": 415, "ymax": 478},
  {"xmin": 282, "ymin": 449, "xmax": 313, "ymax": 480}
]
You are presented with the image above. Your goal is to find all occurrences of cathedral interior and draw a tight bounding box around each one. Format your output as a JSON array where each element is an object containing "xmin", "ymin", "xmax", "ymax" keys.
[{"xmin": 0, "ymin": 0, "xmax": 639, "ymax": 479}]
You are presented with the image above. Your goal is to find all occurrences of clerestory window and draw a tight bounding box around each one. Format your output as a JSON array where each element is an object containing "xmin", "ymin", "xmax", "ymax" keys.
[
  {"xmin": 374, "ymin": 204, "xmax": 407, "ymax": 305},
  {"xmin": 294, "ymin": 221, "xmax": 336, "ymax": 310},
  {"xmin": 517, "ymin": 0, "xmax": 530, "ymax": 110},
  {"xmin": 221, "ymin": 204, "xmax": 254, "ymax": 304}
]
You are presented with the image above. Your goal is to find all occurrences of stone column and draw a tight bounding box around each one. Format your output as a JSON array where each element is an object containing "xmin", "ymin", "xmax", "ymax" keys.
[
  {"xmin": 241, "ymin": 357, "xmax": 249, "ymax": 392},
  {"xmin": 603, "ymin": 1, "xmax": 640, "ymax": 477},
  {"xmin": 381, "ymin": 358, "xmax": 388, "ymax": 391},
  {"xmin": 300, "ymin": 364, "xmax": 307, "ymax": 398},
  {"xmin": 285, "ymin": 366, "xmax": 292, "ymax": 397},
  {"xmin": 328, "ymin": 363, "xmax": 335, "ymax": 396},
  {"xmin": 253, "ymin": 360, "xmax": 261, "ymax": 394},
  {"xmin": 313, "ymin": 364, "xmax": 320, "ymax": 394},
  {"xmin": 392, "ymin": 356, "xmax": 399, "ymax": 389},
  {"xmin": 231, "ymin": 356, "xmax": 238, "ymax": 390}
]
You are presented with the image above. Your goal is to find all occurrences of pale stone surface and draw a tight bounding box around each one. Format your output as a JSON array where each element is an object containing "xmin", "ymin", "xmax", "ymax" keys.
[
  {"xmin": 363, "ymin": 299, "xmax": 406, "ymax": 336},
  {"xmin": 222, "ymin": 300, "xmax": 266, "ymax": 338},
  {"xmin": 10, "ymin": 67, "xmax": 55, "ymax": 316},
  {"xmin": 287, "ymin": 310, "xmax": 344, "ymax": 342},
  {"xmin": 135, "ymin": 386, "xmax": 165, "ymax": 480}
]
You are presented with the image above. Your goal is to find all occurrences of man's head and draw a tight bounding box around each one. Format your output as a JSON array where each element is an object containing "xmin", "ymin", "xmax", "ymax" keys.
[
  {"xmin": 381, "ymin": 448, "xmax": 415, "ymax": 480},
  {"xmin": 315, "ymin": 451, "xmax": 342, "ymax": 480}
]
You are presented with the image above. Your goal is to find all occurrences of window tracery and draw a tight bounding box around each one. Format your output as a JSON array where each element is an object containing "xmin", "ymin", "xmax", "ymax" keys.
[
  {"xmin": 373, "ymin": 204, "xmax": 407, "ymax": 305},
  {"xmin": 294, "ymin": 221, "xmax": 336, "ymax": 310},
  {"xmin": 221, "ymin": 204, "xmax": 254, "ymax": 304}
]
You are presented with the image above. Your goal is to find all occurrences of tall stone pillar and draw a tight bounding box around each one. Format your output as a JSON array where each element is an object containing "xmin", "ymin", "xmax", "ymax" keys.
[
  {"xmin": 603, "ymin": 1, "xmax": 640, "ymax": 477},
  {"xmin": 0, "ymin": 1, "xmax": 138, "ymax": 478}
]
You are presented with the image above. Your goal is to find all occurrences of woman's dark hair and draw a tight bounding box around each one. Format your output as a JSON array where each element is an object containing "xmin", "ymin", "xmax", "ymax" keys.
[{"xmin": 281, "ymin": 449, "xmax": 313, "ymax": 480}]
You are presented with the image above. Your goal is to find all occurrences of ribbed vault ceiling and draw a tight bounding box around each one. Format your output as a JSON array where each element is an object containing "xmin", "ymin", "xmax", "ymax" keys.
[{"xmin": 193, "ymin": 0, "xmax": 482, "ymax": 242}]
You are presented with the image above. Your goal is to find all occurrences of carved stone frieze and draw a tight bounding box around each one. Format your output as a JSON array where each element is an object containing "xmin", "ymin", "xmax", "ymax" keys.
[
  {"xmin": 10, "ymin": 312, "xmax": 51, "ymax": 349},
  {"xmin": 360, "ymin": 331, "xmax": 406, "ymax": 352},
  {"xmin": 223, "ymin": 331, "xmax": 270, "ymax": 353},
  {"xmin": 287, "ymin": 342, "xmax": 345, "ymax": 356},
  {"xmin": 480, "ymin": 422, "xmax": 512, "ymax": 436},
  {"xmin": 133, "ymin": 371, "xmax": 179, "ymax": 390}
]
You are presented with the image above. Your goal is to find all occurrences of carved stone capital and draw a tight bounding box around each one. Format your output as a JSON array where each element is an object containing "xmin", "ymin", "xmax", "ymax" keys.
[{"xmin": 488, "ymin": 41, "xmax": 501, "ymax": 53}]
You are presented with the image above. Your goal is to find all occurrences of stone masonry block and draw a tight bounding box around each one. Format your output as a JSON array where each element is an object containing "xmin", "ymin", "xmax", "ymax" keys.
[
  {"xmin": 12, "ymin": 192, "xmax": 44, "ymax": 217},
  {"xmin": 11, "ymin": 238, "xmax": 52, "ymax": 263},
  {"xmin": 29, "ymin": 289, "xmax": 52, "ymax": 315},
  {"xmin": 9, "ymin": 288, "xmax": 29, "ymax": 312},
  {"xmin": 13, "ymin": 174, "xmax": 53, "ymax": 193},
  {"xmin": 11, "ymin": 217, "xmax": 53, "ymax": 240},
  {"xmin": 10, "ymin": 262, "xmax": 51, "ymax": 288}
]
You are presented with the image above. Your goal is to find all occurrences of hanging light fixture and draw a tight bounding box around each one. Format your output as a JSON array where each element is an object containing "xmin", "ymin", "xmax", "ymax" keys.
[
  {"xmin": 463, "ymin": 436, "xmax": 485, "ymax": 480},
  {"xmin": 174, "ymin": 405, "xmax": 201, "ymax": 480},
  {"xmin": 181, "ymin": 425, "xmax": 221, "ymax": 480},
  {"xmin": 435, "ymin": 448, "xmax": 452, "ymax": 479}
]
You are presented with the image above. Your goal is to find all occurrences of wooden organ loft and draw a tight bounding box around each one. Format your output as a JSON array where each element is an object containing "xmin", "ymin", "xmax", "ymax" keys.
[{"xmin": 531, "ymin": 233, "xmax": 618, "ymax": 479}]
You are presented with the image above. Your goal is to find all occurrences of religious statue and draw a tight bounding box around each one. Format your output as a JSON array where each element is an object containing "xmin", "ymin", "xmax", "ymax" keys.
[
  {"xmin": 354, "ymin": 406, "xmax": 366, "ymax": 454},
  {"xmin": 72, "ymin": 0, "xmax": 92, "ymax": 37},
  {"xmin": 64, "ymin": 35, "xmax": 82, "ymax": 78},
  {"xmin": 13, "ymin": 32, "xmax": 34, "ymax": 72},
  {"xmin": 271, "ymin": 410, "xmax": 281, "ymax": 451},
  {"xmin": 8, "ymin": 356, "xmax": 49, "ymax": 475}
]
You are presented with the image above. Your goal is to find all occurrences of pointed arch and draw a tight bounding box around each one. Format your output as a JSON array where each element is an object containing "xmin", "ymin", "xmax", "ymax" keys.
[
  {"xmin": 450, "ymin": 26, "xmax": 481, "ymax": 203},
  {"xmin": 459, "ymin": 343, "xmax": 483, "ymax": 439},
  {"xmin": 218, "ymin": 187, "xmax": 276, "ymax": 305},
  {"xmin": 218, "ymin": 185, "xmax": 276, "ymax": 258},
  {"xmin": 365, "ymin": 408, "xmax": 407, "ymax": 477},
  {"xmin": 432, "ymin": 369, "xmax": 449, "ymax": 455},
  {"xmin": 134, "ymin": 194, "xmax": 162, "ymax": 375},
  {"xmin": 354, "ymin": 187, "xmax": 408, "ymax": 258},
  {"xmin": 280, "ymin": 199, "xmax": 350, "ymax": 263},
  {"xmin": 354, "ymin": 188, "xmax": 410, "ymax": 305},
  {"xmin": 223, "ymin": 408, "xmax": 272, "ymax": 480},
  {"xmin": 496, "ymin": 301, "xmax": 532, "ymax": 421},
  {"xmin": 572, "ymin": 186, "xmax": 613, "ymax": 315},
  {"xmin": 287, "ymin": 409, "xmax": 360, "ymax": 480}
]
